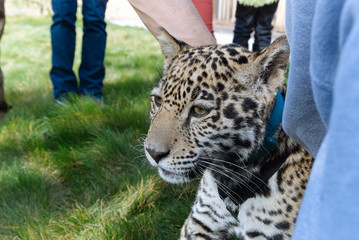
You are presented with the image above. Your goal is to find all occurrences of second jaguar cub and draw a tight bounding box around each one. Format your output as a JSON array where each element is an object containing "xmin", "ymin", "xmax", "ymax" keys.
[{"xmin": 145, "ymin": 29, "xmax": 313, "ymax": 240}]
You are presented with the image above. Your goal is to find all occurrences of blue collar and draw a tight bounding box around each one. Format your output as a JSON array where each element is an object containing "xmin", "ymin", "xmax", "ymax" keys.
[{"xmin": 246, "ymin": 90, "xmax": 284, "ymax": 165}]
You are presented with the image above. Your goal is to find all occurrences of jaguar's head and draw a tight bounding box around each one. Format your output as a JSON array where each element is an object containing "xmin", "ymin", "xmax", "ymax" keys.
[{"xmin": 145, "ymin": 29, "xmax": 289, "ymax": 183}]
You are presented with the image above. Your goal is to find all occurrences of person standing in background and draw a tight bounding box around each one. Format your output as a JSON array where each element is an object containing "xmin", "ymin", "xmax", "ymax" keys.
[
  {"xmin": 0, "ymin": 0, "xmax": 10, "ymax": 119},
  {"xmin": 50, "ymin": 0, "xmax": 108, "ymax": 103},
  {"xmin": 233, "ymin": 0, "xmax": 278, "ymax": 51}
]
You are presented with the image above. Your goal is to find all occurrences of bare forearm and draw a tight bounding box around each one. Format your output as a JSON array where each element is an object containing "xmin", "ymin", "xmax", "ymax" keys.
[{"xmin": 128, "ymin": 0, "xmax": 216, "ymax": 46}]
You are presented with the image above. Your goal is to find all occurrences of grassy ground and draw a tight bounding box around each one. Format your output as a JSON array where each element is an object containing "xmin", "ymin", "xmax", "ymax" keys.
[{"xmin": 0, "ymin": 15, "xmax": 198, "ymax": 239}]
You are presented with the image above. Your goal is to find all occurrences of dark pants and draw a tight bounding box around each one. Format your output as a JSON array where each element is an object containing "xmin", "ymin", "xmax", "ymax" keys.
[
  {"xmin": 50, "ymin": 0, "xmax": 108, "ymax": 100},
  {"xmin": 233, "ymin": 1, "xmax": 278, "ymax": 51},
  {"xmin": 0, "ymin": 0, "xmax": 9, "ymax": 113}
]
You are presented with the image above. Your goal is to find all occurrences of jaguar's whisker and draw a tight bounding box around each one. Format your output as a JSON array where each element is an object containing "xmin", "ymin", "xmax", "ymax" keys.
[
  {"xmin": 197, "ymin": 162, "xmax": 257, "ymax": 195},
  {"xmin": 197, "ymin": 166, "xmax": 242, "ymax": 205},
  {"xmin": 200, "ymin": 157, "xmax": 269, "ymax": 188},
  {"xmin": 198, "ymin": 161, "xmax": 259, "ymax": 193}
]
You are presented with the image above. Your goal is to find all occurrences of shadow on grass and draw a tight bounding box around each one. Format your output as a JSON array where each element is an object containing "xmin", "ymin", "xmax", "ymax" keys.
[
  {"xmin": 0, "ymin": 67, "xmax": 197, "ymax": 239},
  {"xmin": 0, "ymin": 15, "xmax": 196, "ymax": 239}
]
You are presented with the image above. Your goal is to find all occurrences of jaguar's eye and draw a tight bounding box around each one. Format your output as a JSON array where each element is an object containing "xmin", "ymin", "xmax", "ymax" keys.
[
  {"xmin": 192, "ymin": 106, "xmax": 210, "ymax": 117},
  {"xmin": 154, "ymin": 96, "xmax": 163, "ymax": 107}
]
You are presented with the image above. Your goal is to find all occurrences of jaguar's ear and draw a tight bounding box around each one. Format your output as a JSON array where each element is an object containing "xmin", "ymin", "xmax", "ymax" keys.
[
  {"xmin": 157, "ymin": 28, "xmax": 190, "ymax": 73},
  {"xmin": 251, "ymin": 36, "xmax": 289, "ymax": 91}
]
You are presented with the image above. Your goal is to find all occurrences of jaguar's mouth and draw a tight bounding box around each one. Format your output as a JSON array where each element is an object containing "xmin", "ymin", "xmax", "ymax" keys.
[
  {"xmin": 144, "ymin": 146, "xmax": 203, "ymax": 183},
  {"xmin": 157, "ymin": 166, "xmax": 199, "ymax": 184}
]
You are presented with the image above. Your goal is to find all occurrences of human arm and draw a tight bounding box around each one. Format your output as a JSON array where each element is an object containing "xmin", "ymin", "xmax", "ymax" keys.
[
  {"xmin": 128, "ymin": 0, "xmax": 216, "ymax": 46},
  {"xmin": 291, "ymin": 0, "xmax": 359, "ymax": 239},
  {"xmin": 282, "ymin": 0, "xmax": 326, "ymax": 158},
  {"xmin": 314, "ymin": 0, "xmax": 359, "ymax": 238}
]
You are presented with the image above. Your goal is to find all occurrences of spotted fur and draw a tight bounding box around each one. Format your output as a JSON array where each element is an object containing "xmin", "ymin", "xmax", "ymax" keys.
[{"xmin": 145, "ymin": 29, "xmax": 313, "ymax": 240}]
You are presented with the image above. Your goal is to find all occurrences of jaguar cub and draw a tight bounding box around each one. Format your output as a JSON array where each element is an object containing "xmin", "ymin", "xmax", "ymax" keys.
[{"xmin": 145, "ymin": 29, "xmax": 313, "ymax": 240}]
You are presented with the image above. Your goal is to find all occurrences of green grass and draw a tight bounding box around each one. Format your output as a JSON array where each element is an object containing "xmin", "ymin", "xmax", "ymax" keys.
[{"xmin": 0, "ymin": 15, "xmax": 198, "ymax": 239}]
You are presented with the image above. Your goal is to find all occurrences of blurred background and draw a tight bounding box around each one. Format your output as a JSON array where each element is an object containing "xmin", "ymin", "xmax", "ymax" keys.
[{"xmin": 6, "ymin": 0, "xmax": 286, "ymax": 44}]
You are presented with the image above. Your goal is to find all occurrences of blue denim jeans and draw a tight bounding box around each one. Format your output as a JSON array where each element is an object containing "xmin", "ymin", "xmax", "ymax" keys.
[{"xmin": 50, "ymin": 0, "xmax": 108, "ymax": 100}]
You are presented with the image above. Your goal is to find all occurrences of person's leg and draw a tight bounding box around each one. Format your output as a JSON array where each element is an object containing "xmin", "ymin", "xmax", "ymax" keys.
[
  {"xmin": 50, "ymin": 0, "xmax": 78, "ymax": 101},
  {"xmin": 232, "ymin": 2, "xmax": 256, "ymax": 49},
  {"xmin": 0, "ymin": 0, "xmax": 9, "ymax": 113},
  {"xmin": 192, "ymin": 0, "xmax": 214, "ymax": 36},
  {"xmin": 79, "ymin": 0, "xmax": 108, "ymax": 99},
  {"xmin": 253, "ymin": 1, "xmax": 278, "ymax": 51}
]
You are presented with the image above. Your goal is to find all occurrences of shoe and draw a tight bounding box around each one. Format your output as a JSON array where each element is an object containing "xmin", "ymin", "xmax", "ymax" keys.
[
  {"xmin": 54, "ymin": 92, "xmax": 79, "ymax": 105},
  {"xmin": 0, "ymin": 102, "xmax": 11, "ymax": 121},
  {"xmin": 94, "ymin": 97, "xmax": 105, "ymax": 107},
  {"xmin": 0, "ymin": 101, "xmax": 11, "ymax": 112}
]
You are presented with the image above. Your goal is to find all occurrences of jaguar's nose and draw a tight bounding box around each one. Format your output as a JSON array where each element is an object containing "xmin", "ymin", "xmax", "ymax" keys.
[{"xmin": 146, "ymin": 148, "xmax": 170, "ymax": 163}]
